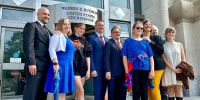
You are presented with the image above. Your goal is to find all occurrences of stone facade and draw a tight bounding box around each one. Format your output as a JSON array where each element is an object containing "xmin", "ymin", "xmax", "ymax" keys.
[{"xmin": 142, "ymin": 0, "xmax": 200, "ymax": 96}]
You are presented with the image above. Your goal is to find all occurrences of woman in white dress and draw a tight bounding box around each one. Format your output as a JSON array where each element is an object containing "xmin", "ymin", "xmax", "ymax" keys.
[{"xmin": 161, "ymin": 27, "xmax": 186, "ymax": 100}]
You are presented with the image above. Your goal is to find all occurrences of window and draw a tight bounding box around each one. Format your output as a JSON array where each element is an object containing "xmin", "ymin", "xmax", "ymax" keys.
[
  {"xmin": 2, "ymin": 8, "xmax": 33, "ymax": 22},
  {"xmin": 3, "ymin": 31, "xmax": 25, "ymax": 63},
  {"xmin": 135, "ymin": 18, "xmax": 144, "ymax": 22},
  {"xmin": 109, "ymin": 22, "xmax": 130, "ymax": 39},
  {"xmin": 134, "ymin": 0, "xmax": 142, "ymax": 14},
  {"xmin": 2, "ymin": 70, "xmax": 25, "ymax": 97},
  {"xmin": 109, "ymin": 22, "xmax": 129, "ymax": 33},
  {"xmin": 53, "ymin": 0, "xmax": 102, "ymax": 8},
  {"xmin": 1, "ymin": 29, "xmax": 26, "ymax": 98},
  {"xmin": 109, "ymin": 0, "xmax": 128, "ymax": 8}
]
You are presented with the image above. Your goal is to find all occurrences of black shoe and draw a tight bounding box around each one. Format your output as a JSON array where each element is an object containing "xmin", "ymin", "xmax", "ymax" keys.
[
  {"xmin": 176, "ymin": 97, "xmax": 183, "ymax": 100},
  {"xmin": 168, "ymin": 97, "xmax": 175, "ymax": 100}
]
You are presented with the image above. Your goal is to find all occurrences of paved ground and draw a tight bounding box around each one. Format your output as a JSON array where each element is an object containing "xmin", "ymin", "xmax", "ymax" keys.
[
  {"xmin": 126, "ymin": 96, "xmax": 200, "ymax": 100},
  {"xmin": 2, "ymin": 96, "xmax": 200, "ymax": 100}
]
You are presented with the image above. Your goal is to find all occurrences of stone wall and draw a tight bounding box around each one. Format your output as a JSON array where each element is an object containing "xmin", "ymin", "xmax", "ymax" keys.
[{"xmin": 142, "ymin": 0, "xmax": 200, "ymax": 96}]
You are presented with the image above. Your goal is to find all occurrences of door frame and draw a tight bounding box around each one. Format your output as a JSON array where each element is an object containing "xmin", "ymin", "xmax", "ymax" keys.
[{"xmin": 0, "ymin": 27, "xmax": 24, "ymax": 99}]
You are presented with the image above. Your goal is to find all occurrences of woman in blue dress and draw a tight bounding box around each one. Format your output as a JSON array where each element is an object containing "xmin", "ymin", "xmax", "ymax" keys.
[
  {"xmin": 44, "ymin": 18, "xmax": 75, "ymax": 100},
  {"xmin": 121, "ymin": 21, "xmax": 154, "ymax": 100}
]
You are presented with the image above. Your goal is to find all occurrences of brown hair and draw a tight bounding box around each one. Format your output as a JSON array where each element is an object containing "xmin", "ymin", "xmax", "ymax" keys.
[
  {"xmin": 132, "ymin": 21, "xmax": 143, "ymax": 35},
  {"xmin": 95, "ymin": 19, "xmax": 104, "ymax": 25},
  {"xmin": 143, "ymin": 19, "xmax": 153, "ymax": 33},
  {"xmin": 111, "ymin": 25, "xmax": 121, "ymax": 33},
  {"xmin": 164, "ymin": 27, "xmax": 176, "ymax": 40},
  {"xmin": 132, "ymin": 21, "xmax": 143, "ymax": 29},
  {"xmin": 55, "ymin": 18, "xmax": 72, "ymax": 36},
  {"xmin": 74, "ymin": 23, "xmax": 86, "ymax": 40}
]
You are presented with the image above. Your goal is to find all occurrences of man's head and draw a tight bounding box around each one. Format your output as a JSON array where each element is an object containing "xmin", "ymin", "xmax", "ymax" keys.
[
  {"xmin": 94, "ymin": 20, "xmax": 104, "ymax": 35},
  {"xmin": 37, "ymin": 8, "xmax": 50, "ymax": 24},
  {"xmin": 111, "ymin": 26, "xmax": 121, "ymax": 40},
  {"xmin": 113, "ymin": 25, "xmax": 121, "ymax": 29},
  {"xmin": 152, "ymin": 25, "xmax": 159, "ymax": 35}
]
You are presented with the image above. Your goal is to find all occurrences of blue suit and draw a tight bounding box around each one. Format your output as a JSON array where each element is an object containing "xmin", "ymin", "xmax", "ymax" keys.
[
  {"xmin": 87, "ymin": 33, "xmax": 109, "ymax": 100},
  {"xmin": 104, "ymin": 38, "xmax": 126, "ymax": 100}
]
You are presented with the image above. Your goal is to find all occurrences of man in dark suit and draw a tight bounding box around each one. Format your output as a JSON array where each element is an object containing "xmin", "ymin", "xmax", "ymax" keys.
[
  {"xmin": 87, "ymin": 20, "xmax": 109, "ymax": 100},
  {"xmin": 104, "ymin": 26, "xmax": 126, "ymax": 100},
  {"xmin": 23, "ymin": 8, "xmax": 52, "ymax": 100}
]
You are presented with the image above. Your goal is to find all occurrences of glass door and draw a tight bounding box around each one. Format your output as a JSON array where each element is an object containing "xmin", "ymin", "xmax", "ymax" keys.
[{"xmin": 0, "ymin": 28, "xmax": 25, "ymax": 99}]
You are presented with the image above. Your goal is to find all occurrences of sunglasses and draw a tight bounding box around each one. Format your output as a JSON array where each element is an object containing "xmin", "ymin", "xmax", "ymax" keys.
[{"xmin": 136, "ymin": 27, "xmax": 143, "ymax": 30}]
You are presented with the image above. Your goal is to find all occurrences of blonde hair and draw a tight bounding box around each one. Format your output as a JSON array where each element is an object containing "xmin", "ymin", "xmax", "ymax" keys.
[
  {"xmin": 164, "ymin": 27, "xmax": 176, "ymax": 40},
  {"xmin": 55, "ymin": 18, "xmax": 72, "ymax": 36}
]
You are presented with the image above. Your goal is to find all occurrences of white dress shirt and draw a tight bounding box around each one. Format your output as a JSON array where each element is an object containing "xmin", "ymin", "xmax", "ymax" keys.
[
  {"xmin": 36, "ymin": 20, "xmax": 44, "ymax": 27},
  {"xmin": 113, "ymin": 39, "xmax": 122, "ymax": 48},
  {"xmin": 37, "ymin": 20, "xmax": 50, "ymax": 37},
  {"xmin": 95, "ymin": 32, "xmax": 105, "ymax": 44}
]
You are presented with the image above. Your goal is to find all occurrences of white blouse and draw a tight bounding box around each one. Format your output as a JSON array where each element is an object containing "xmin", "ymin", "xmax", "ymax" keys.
[{"xmin": 49, "ymin": 33, "xmax": 67, "ymax": 60}]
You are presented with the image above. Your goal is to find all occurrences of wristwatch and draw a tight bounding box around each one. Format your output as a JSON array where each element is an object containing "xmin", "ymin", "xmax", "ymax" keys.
[{"xmin": 53, "ymin": 62, "xmax": 59, "ymax": 65}]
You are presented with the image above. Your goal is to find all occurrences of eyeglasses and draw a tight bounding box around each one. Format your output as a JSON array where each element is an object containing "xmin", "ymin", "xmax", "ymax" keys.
[
  {"xmin": 136, "ymin": 27, "xmax": 143, "ymax": 30},
  {"xmin": 113, "ymin": 31, "xmax": 121, "ymax": 34}
]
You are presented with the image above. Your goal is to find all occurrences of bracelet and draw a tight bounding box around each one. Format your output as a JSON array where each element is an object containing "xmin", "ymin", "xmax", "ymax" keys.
[{"xmin": 53, "ymin": 62, "xmax": 59, "ymax": 65}]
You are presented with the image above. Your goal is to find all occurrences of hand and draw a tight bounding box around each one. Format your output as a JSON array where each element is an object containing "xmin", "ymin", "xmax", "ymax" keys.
[
  {"xmin": 75, "ymin": 42, "xmax": 81, "ymax": 50},
  {"xmin": 85, "ymin": 71, "xmax": 90, "ymax": 80},
  {"xmin": 143, "ymin": 37, "xmax": 151, "ymax": 43},
  {"xmin": 54, "ymin": 30, "xmax": 61, "ymax": 35},
  {"xmin": 125, "ymin": 73, "xmax": 129, "ymax": 84},
  {"xmin": 29, "ymin": 65, "xmax": 37, "ymax": 76},
  {"xmin": 91, "ymin": 70, "xmax": 98, "ymax": 77},
  {"xmin": 148, "ymin": 70, "xmax": 155, "ymax": 79},
  {"xmin": 174, "ymin": 68, "xmax": 182, "ymax": 74},
  {"xmin": 105, "ymin": 72, "xmax": 111, "ymax": 80},
  {"xmin": 53, "ymin": 65, "xmax": 59, "ymax": 75},
  {"xmin": 125, "ymin": 70, "xmax": 129, "ymax": 74}
]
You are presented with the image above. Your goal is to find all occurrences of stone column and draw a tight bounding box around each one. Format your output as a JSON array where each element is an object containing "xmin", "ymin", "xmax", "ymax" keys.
[
  {"xmin": 103, "ymin": 0, "xmax": 110, "ymax": 38},
  {"xmin": 35, "ymin": 0, "xmax": 42, "ymax": 21},
  {"xmin": 130, "ymin": 0, "xmax": 135, "ymax": 35},
  {"xmin": 142, "ymin": 0, "xmax": 170, "ymax": 37},
  {"xmin": 169, "ymin": 0, "xmax": 200, "ymax": 96}
]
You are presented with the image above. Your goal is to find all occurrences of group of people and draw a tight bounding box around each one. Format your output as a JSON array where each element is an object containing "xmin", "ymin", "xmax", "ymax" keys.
[{"xmin": 22, "ymin": 7, "xmax": 186, "ymax": 100}]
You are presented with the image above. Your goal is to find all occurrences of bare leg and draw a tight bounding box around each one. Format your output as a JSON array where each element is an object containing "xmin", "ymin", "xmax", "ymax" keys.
[
  {"xmin": 167, "ymin": 85, "xmax": 175, "ymax": 97},
  {"xmin": 175, "ymin": 85, "xmax": 183, "ymax": 97},
  {"xmin": 58, "ymin": 93, "xmax": 66, "ymax": 100},
  {"xmin": 81, "ymin": 77, "xmax": 86, "ymax": 86},
  {"xmin": 75, "ymin": 76, "xmax": 85, "ymax": 100},
  {"xmin": 75, "ymin": 77, "xmax": 85, "ymax": 100},
  {"xmin": 104, "ymin": 92, "xmax": 108, "ymax": 100}
]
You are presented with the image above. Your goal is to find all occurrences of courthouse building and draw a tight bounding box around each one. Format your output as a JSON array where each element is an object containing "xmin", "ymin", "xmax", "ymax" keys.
[{"xmin": 0, "ymin": 0, "xmax": 199, "ymax": 99}]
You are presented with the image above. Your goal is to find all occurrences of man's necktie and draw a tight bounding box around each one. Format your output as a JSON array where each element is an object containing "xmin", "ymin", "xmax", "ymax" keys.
[
  {"xmin": 99, "ymin": 36, "xmax": 104, "ymax": 46},
  {"xmin": 43, "ymin": 25, "xmax": 50, "ymax": 38},
  {"xmin": 117, "ymin": 40, "xmax": 122, "ymax": 50},
  {"xmin": 43, "ymin": 25, "xmax": 47, "ymax": 30}
]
